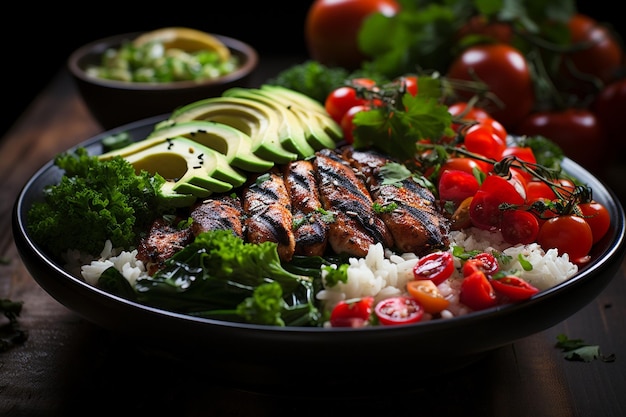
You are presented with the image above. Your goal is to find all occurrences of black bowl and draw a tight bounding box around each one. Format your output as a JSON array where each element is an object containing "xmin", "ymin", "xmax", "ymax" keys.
[
  {"xmin": 12, "ymin": 115, "xmax": 626, "ymax": 391},
  {"xmin": 67, "ymin": 32, "xmax": 258, "ymax": 130}
]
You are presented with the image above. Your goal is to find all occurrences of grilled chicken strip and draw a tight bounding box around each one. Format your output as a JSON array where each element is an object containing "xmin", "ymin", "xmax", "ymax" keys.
[
  {"xmin": 283, "ymin": 160, "xmax": 329, "ymax": 257},
  {"xmin": 190, "ymin": 195, "xmax": 245, "ymax": 239},
  {"xmin": 345, "ymin": 148, "xmax": 450, "ymax": 256},
  {"xmin": 136, "ymin": 216, "xmax": 194, "ymax": 275},
  {"xmin": 313, "ymin": 148, "xmax": 394, "ymax": 257},
  {"xmin": 242, "ymin": 169, "xmax": 296, "ymax": 261}
]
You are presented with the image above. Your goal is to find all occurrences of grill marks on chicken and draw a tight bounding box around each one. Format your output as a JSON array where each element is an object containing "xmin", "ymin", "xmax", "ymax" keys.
[
  {"xmin": 314, "ymin": 148, "xmax": 394, "ymax": 257},
  {"xmin": 190, "ymin": 195, "xmax": 244, "ymax": 239},
  {"xmin": 345, "ymin": 149, "xmax": 450, "ymax": 256},
  {"xmin": 138, "ymin": 147, "xmax": 451, "ymax": 270},
  {"xmin": 283, "ymin": 160, "xmax": 329, "ymax": 257},
  {"xmin": 136, "ymin": 216, "xmax": 194, "ymax": 275},
  {"xmin": 242, "ymin": 169, "xmax": 296, "ymax": 261}
]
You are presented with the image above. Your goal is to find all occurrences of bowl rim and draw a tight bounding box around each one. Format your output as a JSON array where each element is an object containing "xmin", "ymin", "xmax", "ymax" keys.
[{"xmin": 67, "ymin": 31, "xmax": 258, "ymax": 91}]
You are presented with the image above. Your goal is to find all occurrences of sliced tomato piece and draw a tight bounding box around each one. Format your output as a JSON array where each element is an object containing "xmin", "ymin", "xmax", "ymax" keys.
[
  {"xmin": 462, "ymin": 252, "xmax": 499, "ymax": 277},
  {"xmin": 374, "ymin": 296, "xmax": 424, "ymax": 325},
  {"xmin": 438, "ymin": 169, "xmax": 480, "ymax": 207},
  {"xmin": 329, "ymin": 296, "xmax": 374, "ymax": 327},
  {"xmin": 460, "ymin": 270, "xmax": 497, "ymax": 310},
  {"xmin": 469, "ymin": 174, "xmax": 525, "ymax": 230},
  {"xmin": 406, "ymin": 280, "xmax": 450, "ymax": 314},
  {"xmin": 490, "ymin": 275, "xmax": 539, "ymax": 301},
  {"xmin": 412, "ymin": 251, "xmax": 455, "ymax": 285}
]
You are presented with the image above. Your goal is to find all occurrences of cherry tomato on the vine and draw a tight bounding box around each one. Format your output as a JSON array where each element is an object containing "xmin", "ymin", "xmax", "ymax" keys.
[
  {"xmin": 578, "ymin": 201, "xmax": 611, "ymax": 244},
  {"xmin": 305, "ymin": 0, "xmax": 400, "ymax": 70},
  {"xmin": 525, "ymin": 181, "xmax": 557, "ymax": 203},
  {"xmin": 406, "ymin": 280, "xmax": 450, "ymax": 314},
  {"xmin": 469, "ymin": 174, "xmax": 526, "ymax": 230},
  {"xmin": 394, "ymin": 74, "xmax": 418, "ymax": 96},
  {"xmin": 500, "ymin": 209, "xmax": 540, "ymax": 245},
  {"xmin": 446, "ymin": 43, "xmax": 535, "ymax": 129},
  {"xmin": 438, "ymin": 157, "xmax": 490, "ymax": 178},
  {"xmin": 490, "ymin": 275, "xmax": 539, "ymax": 301},
  {"xmin": 412, "ymin": 251, "xmax": 455, "ymax": 285},
  {"xmin": 536, "ymin": 215, "xmax": 593, "ymax": 263},
  {"xmin": 374, "ymin": 296, "xmax": 424, "ymax": 325},
  {"xmin": 329, "ymin": 296, "xmax": 374, "ymax": 327}
]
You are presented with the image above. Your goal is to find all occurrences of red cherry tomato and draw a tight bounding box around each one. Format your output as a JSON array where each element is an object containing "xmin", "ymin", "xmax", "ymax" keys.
[
  {"xmin": 460, "ymin": 270, "xmax": 497, "ymax": 310},
  {"xmin": 439, "ymin": 157, "xmax": 490, "ymax": 178},
  {"xmin": 340, "ymin": 104, "xmax": 370, "ymax": 144},
  {"xmin": 456, "ymin": 15, "xmax": 514, "ymax": 44},
  {"xmin": 374, "ymin": 296, "xmax": 424, "ymax": 325},
  {"xmin": 500, "ymin": 209, "xmax": 540, "ymax": 245},
  {"xmin": 469, "ymin": 174, "xmax": 526, "ymax": 230},
  {"xmin": 329, "ymin": 296, "xmax": 374, "ymax": 327},
  {"xmin": 525, "ymin": 180, "xmax": 556, "ymax": 203},
  {"xmin": 578, "ymin": 201, "xmax": 611, "ymax": 244},
  {"xmin": 463, "ymin": 122, "xmax": 506, "ymax": 160},
  {"xmin": 490, "ymin": 275, "xmax": 539, "ymax": 301},
  {"xmin": 325, "ymin": 78, "xmax": 378, "ymax": 124},
  {"xmin": 412, "ymin": 251, "xmax": 455, "ymax": 285},
  {"xmin": 305, "ymin": 0, "xmax": 401, "ymax": 69},
  {"xmin": 446, "ymin": 43, "xmax": 535, "ymax": 129},
  {"xmin": 462, "ymin": 252, "xmax": 499, "ymax": 277},
  {"xmin": 438, "ymin": 169, "xmax": 480, "ymax": 207},
  {"xmin": 536, "ymin": 215, "xmax": 593, "ymax": 263}
]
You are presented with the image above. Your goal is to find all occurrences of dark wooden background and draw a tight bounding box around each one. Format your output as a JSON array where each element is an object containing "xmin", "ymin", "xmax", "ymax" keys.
[{"xmin": 1, "ymin": 1, "xmax": 620, "ymax": 137}]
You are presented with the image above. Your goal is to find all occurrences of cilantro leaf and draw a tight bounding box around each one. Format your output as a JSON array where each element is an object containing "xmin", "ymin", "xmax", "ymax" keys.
[{"xmin": 555, "ymin": 334, "xmax": 616, "ymax": 363}]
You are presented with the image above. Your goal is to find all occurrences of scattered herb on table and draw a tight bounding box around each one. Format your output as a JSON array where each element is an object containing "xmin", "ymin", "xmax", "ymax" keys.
[
  {"xmin": 1, "ymin": 299, "xmax": 28, "ymax": 352},
  {"xmin": 555, "ymin": 333, "xmax": 616, "ymax": 363}
]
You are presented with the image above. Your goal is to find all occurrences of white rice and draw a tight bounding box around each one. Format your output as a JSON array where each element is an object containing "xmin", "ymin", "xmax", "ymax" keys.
[
  {"xmin": 67, "ymin": 226, "xmax": 578, "ymax": 324},
  {"xmin": 317, "ymin": 227, "xmax": 578, "ymax": 321}
]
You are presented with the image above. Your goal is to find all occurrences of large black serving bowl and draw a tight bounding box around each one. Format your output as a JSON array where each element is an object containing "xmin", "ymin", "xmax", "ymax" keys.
[{"xmin": 12, "ymin": 115, "xmax": 626, "ymax": 391}]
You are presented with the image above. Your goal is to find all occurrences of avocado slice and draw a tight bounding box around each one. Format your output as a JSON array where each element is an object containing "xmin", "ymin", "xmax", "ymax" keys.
[
  {"xmin": 243, "ymin": 87, "xmax": 339, "ymax": 150},
  {"xmin": 223, "ymin": 88, "xmax": 316, "ymax": 158},
  {"xmin": 259, "ymin": 84, "xmax": 343, "ymax": 144},
  {"xmin": 164, "ymin": 96, "xmax": 299, "ymax": 164},
  {"xmin": 119, "ymin": 136, "xmax": 247, "ymax": 198},
  {"xmin": 146, "ymin": 120, "xmax": 274, "ymax": 172}
]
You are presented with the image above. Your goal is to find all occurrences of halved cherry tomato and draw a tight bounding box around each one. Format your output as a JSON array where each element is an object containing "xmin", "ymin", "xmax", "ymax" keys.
[
  {"xmin": 490, "ymin": 275, "xmax": 539, "ymax": 301},
  {"xmin": 578, "ymin": 201, "xmax": 611, "ymax": 244},
  {"xmin": 329, "ymin": 296, "xmax": 374, "ymax": 327},
  {"xmin": 412, "ymin": 251, "xmax": 455, "ymax": 285},
  {"xmin": 374, "ymin": 296, "xmax": 424, "ymax": 325},
  {"xmin": 462, "ymin": 252, "xmax": 499, "ymax": 277},
  {"xmin": 438, "ymin": 169, "xmax": 480, "ymax": 207},
  {"xmin": 536, "ymin": 215, "xmax": 593, "ymax": 263},
  {"xmin": 500, "ymin": 209, "xmax": 540, "ymax": 245},
  {"xmin": 406, "ymin": 280, "xmax": 450, "ymax": 314},
  {"xmin": 460, "ymin": 270, "xmax": 497, "ymax": 310}
]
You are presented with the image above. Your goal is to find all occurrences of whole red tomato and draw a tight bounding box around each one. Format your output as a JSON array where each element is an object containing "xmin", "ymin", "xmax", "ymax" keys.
[
  {"xmin": 592, "ymin": 78, "xmax": 626, "ymax": 151},
  {"xmin": 446, "ymin": 43, "xmax": 535, "ymax": 129},
  {"xmin": 305, "ymin": 0, "xmax": 400, "ymax": 69},
  {"xmin": 560, "ymin": 14, "xmax": 623, "ymax": 89},
  {"xmin": 514, "ymin": 108, "xmax": 607, "ymax": 176}
]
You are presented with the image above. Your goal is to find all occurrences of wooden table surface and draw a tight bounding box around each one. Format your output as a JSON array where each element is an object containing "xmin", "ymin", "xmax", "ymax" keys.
[{"xmin": 1, "ymin": 57, "xmax": 626, "ymax": 417}]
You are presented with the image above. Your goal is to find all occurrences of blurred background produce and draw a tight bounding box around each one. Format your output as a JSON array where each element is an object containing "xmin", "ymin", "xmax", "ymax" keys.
[{"xmin": 3, "ymin": 1, "xmax": 622, "ymax": 190}]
